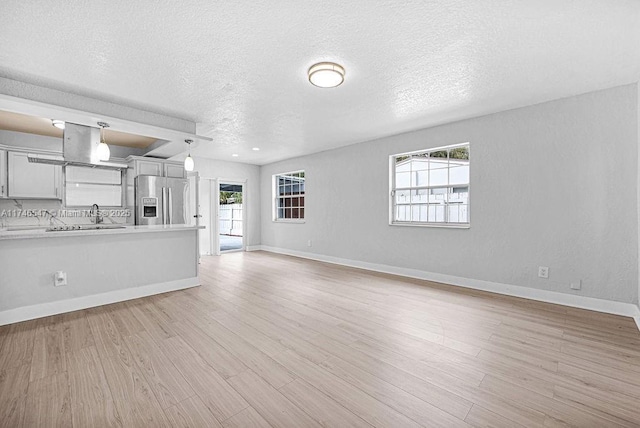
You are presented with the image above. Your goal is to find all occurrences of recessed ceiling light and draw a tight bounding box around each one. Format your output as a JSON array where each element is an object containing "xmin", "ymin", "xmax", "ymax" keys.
[
  {"xmin": 232, "ymin": 153, "xmax": 239, "ymax": 157},
  {"xmin": 308, "ymin": 62, "xmax": 345, "ymax": 88},
  {"xmin": 252, "ymin": 147, "xmax": 260, "ymax": 151},
  {"xmin": 51, "ymin": 119, "xmax": 65, "ymax": 129}
]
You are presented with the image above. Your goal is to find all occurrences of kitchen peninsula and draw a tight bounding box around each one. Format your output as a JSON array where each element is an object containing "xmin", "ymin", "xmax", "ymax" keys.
[
  {"xmin": 0, "ymin": 112, "xmax": 210, "ymax": 326},
  {"xmin": 0, "ymin": 222, "xmax": 203, "ymax": 325}
]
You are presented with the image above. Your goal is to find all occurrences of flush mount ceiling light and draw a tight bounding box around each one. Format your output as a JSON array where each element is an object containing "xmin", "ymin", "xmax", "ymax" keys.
[
  {"xmin": 51, "ymin": 119, "xmax": 65, "ymax": 129},
  {"xmin": 184, "ymin": 139, "xmax": 194, "ymax": 172},
  {"xmin": 96, "ymin": 122, "xmax": 110, "ymax": 161},
  {"xmin": 232, "ymin": 153, "xmax": 239, "ymax": 157},
  {"xmin": 308, "ymin": 62, "xmax": 345, "ymax": 88},
  {"xmin": 252, "ymin": 147, "xmax": 260, "ymax": 151}
]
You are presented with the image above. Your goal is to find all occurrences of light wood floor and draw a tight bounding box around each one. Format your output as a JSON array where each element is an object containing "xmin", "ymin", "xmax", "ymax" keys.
[{"xmin": 2, "ymin": 251, "xmax": 640, "ymax": 427}]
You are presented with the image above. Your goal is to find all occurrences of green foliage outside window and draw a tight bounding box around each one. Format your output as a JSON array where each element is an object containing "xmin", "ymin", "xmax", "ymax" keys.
[{"xmin": 220, "ymin": 192, "xmax": 243, "ymax": 204}]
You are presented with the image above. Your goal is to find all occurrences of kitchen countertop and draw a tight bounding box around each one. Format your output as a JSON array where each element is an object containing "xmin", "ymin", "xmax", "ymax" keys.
[{"xmin": 0, "ymin": 224, "xmax": 205, "ymax": 241}]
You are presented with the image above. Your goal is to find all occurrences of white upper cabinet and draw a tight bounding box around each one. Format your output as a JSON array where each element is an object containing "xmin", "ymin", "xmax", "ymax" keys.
[
  {"xmin": 0, "ymin": 150, "xmax": 7, "ymax": 198},
  {"xmin": 164, "ymin": 162, "xmax": 186, "ymax": 178},
  {"xmin": 8, "ymin": 151, "xmax": 62, "ymax": 199},
  {"xmin": 127, "ymin": 156, "xmax": 185, "ymax": 178},
  {"xmin": 134, "ymin": 159, "xmax": 163, "ymax": 177}
]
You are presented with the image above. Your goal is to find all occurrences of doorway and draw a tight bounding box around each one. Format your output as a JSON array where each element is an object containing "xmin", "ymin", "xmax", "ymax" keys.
[{"xmin": 217, "ymin": 182, "xmax": 244, "ymax": 253}]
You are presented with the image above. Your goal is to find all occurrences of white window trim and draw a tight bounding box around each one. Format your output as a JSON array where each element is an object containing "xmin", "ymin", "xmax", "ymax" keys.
[
  {"xmin": 272, "ymin": 170, "xmax": 306, "ymax": 223},
  {"xmin": 274, "ymin": 219, "xmax": 306, "ymax": 224},
  {"xmin": 63, "ymin": 166, "xmax": 126, "ymax": 209},
  {"xmin": 389, "ymin": 142, "xmax": 470, "ymax": 228}
]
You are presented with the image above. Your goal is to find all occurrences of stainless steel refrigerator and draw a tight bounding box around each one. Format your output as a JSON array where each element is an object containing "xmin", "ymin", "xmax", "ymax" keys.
[{"xmin": 135, "ymin": 175, "xmax": 189, "ymax": 225}]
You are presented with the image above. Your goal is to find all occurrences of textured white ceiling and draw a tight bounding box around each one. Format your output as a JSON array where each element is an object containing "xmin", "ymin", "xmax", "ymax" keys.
[{"xmin": 0, "ymin": 0, "xmax": 638, "ymax": 165}]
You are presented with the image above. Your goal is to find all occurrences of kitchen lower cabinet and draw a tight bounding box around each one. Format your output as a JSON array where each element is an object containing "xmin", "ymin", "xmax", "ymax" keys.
[{"xmin": 7, "ymin": 151, "xmax": 62, "ymax": 199}]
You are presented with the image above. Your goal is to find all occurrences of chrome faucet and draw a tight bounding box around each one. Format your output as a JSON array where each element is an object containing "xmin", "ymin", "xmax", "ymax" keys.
[{"xmin": 91, "ymin": 204, "xmax": 103, "ymax": 224}]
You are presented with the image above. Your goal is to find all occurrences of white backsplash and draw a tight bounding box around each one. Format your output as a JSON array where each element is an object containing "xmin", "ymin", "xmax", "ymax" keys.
[{"xmin": 0, "ymin": 199, "xmax": 131, "ymax": 228}]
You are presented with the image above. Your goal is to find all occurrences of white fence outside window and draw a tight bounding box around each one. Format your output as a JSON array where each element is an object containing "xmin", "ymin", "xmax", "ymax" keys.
[{"xmin": 219, "ymin": 203, "xmax": 243, "ymax": 236}]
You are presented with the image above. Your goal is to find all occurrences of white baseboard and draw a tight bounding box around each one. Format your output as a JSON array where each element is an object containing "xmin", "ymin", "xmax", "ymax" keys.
[
  {"xmin": 258, "ymin": 245, "xmax": 640, "ymax": 330},
  {"xmin": 245, "ymin": 245, "xmax": 262, "ymax": 252},
  {"xmin": 0, "ymin": 277, "xmax": 200, "ymax": 326}
]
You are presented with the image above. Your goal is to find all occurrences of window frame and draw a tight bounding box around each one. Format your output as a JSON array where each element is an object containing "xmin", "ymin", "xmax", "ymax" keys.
[
  {"xmin": 272, "ymin": 170, "xmax": 306, "ymax": 223},
  {"xmin": 389, "ymin": 142, "xmax": 470, "ymax": 228},
  {"xmin": 62, "ymin": 166, "xmax": 126, "ymax": 209}
]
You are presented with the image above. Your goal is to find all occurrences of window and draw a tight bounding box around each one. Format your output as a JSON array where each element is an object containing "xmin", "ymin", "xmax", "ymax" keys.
[
  {"xmin": 273, "ymin": 171, "xmax": 305, "ymax": 221},
  {"xmin": 64, "ymin": 166, "xmax": 124, "ymax": 207},
  {"xmin": 390, "ymin": 143, "xmax": 469, "ymax": 226}
]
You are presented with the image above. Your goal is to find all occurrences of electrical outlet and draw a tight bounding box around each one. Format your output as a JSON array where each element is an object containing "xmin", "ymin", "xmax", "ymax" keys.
[
  {"xmin": 307, "ymin": 239, "xmax": 312, "ymax": 247},
  {"xmin": 538, "ymin": 266, "xmax": 549, "ymax": 279},
  {"xmin": 54, "ymin": 271, "xmax": 67, "ymax": 287},
  {"xmin": 571, "ymin": 280, "xmax": 581, "ymax": 290}
]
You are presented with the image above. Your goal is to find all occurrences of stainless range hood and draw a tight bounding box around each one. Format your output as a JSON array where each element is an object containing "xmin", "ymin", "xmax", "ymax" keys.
[{"xmin": 28, "ymin": 122, "xmax": 128, "ymax": 170}]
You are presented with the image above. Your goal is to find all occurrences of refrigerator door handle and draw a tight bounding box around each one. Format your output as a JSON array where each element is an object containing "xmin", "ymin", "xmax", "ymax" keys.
[
  {"xmin": 168, "ymin": 187, "xmax": 173, "ymax": 225},
  {"xmin": 162, "ymin": 187, "xmax": 168, "ymax": 225}
]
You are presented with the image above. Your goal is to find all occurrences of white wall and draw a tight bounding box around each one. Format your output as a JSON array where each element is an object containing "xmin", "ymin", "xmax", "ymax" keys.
[
  {"xmin": 193, "ymin": 157, "xmax": 261, "ymax": 253},
  {"xmin": 260, "ymin": 84, "xmax": 639, "ymax": 304}
]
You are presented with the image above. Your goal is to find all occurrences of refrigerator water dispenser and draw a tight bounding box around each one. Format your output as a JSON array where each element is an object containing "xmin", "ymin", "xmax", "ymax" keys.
[{"xmin": 142, "ymin": 197, "xmax": 158, "ymax": 218}]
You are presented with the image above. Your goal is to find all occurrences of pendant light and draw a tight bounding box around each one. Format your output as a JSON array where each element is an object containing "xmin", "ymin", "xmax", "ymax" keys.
[
  {"xmin": 96, "ymin": 122, "xmax": 111, "ymax": 161},
  {"xmin": 184, "ymin": 139, "xmax": 194, "ymax": 171}
]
